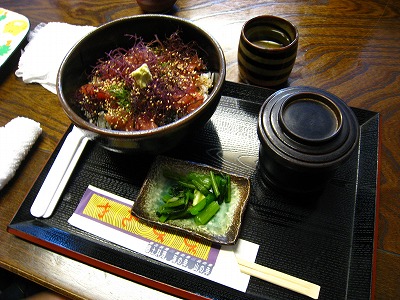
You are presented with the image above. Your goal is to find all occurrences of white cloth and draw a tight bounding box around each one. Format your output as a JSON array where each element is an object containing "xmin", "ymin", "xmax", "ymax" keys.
[
  {"xmin": 15, "ymin": 22, "xmax": 95, "ymax": 94},
  {"xmin": 0, "ymin": 117, "xmax": 42, "ymax": 190}
]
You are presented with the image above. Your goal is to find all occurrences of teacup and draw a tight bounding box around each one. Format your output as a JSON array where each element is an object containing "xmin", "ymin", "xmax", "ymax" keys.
[{"xmin": 238, "ymin": 15, "xmax": 299, "ymax": 88}]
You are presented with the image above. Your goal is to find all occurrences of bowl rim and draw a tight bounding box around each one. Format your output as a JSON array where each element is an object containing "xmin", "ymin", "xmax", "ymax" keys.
[{"xmin": 57, "ymin": 14, "xmax": 226, "ymax": 138}]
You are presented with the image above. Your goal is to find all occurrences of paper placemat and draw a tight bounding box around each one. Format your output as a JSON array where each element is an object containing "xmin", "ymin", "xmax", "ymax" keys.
[{"xmin": 69, "ymin": 185, "xmax": 259, "ymax": 292}]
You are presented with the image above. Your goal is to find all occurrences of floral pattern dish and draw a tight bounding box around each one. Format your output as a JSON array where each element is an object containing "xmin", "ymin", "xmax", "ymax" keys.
[{"xmin": 0, "ymin": 8, "xmax": 29, "ymax": 67}]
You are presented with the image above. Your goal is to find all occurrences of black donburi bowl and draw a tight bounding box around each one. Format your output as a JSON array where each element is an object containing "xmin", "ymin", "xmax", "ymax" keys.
[{"xmin": 57, "ymin": 15, "xmax": 226, "ymax": 153}]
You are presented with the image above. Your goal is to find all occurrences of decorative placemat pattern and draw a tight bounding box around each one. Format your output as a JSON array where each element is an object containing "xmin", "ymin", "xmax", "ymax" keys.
[
  {"xmin": 77, "ymin": 187, "xmax": 217, "ymax": 260},
  {"xmin": 68, "ymin": 185, "xmax": 258, "ymax": 292}
]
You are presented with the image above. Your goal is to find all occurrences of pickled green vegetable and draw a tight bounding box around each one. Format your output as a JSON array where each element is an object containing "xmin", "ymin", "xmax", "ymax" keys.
[
  {"xmin": 156, "ymin": 169, "xmax": 231, "ymax": 224},
  {"xmin": 194, "ymin": 201, "xmax": 220, "ymax": 225}
]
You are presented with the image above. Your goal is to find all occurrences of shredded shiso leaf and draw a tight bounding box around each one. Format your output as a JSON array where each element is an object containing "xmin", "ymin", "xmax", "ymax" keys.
[{"xmin": 75, "ymin": 31, "xmax": 213, "ymax": 131}]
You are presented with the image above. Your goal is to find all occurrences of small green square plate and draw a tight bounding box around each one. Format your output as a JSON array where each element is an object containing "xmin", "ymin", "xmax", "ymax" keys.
[{"xmin": 131, "ymin": 155, "xmax": 251, "ymax": 245}]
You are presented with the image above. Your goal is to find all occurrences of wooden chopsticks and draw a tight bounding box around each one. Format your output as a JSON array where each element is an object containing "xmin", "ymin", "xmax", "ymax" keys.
[{"xmin": 236, "ymin": 256, "xmax": 321, "ymax": 299}]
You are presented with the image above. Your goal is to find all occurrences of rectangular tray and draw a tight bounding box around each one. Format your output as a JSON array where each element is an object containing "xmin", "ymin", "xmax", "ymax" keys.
[{"xmin": 8, "ymin": 81, "xmax": 380, "ymax": 300}]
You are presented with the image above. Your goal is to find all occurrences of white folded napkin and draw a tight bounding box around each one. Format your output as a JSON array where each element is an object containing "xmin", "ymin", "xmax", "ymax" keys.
[
  {"xmin": 0, "ymin": 117, "xmax": 42, "ymax": 190},
  {"xmin": 15, "ymin": 22, "xmax": 95, "ymax": 94}
]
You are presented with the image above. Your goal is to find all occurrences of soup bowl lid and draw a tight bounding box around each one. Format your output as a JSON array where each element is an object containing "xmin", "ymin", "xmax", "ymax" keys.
[{"xmin": 258, "ymin": 86, "xmax": 360, "ymax": 167}]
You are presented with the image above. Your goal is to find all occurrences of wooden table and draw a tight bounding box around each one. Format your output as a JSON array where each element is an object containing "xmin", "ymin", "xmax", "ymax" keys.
[{"xmin": 0, "ymin": 0, "xmax": 399, "ymax": 299}]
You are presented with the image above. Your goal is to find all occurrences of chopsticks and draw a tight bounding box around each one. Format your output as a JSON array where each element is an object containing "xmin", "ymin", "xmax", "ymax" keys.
[{"xmin": 236, "ymin": 256, "xmax": 320, "ymax": 299}]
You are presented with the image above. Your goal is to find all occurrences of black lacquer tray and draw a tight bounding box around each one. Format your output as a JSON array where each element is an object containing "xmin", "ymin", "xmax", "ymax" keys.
[{"xmin": 8, "ymin": 81, "xmax": 379, "ymax": 300}]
